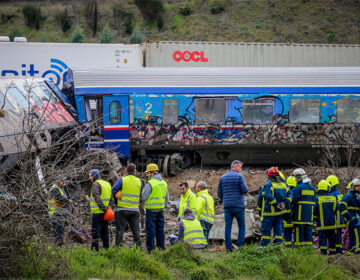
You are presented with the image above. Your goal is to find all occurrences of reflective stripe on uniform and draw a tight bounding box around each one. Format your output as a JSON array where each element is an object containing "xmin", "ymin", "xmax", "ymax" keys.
[{"xmin": 302, "ymin": 190, "xmax": 314, "ymax": 196}]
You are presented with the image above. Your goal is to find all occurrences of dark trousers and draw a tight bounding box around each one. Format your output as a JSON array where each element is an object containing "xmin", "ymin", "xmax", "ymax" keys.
[
  {"xmin": 319, "ymin": 229, "xmax": 336, "ymax": 255},
  {"xmin": 283, "ymin": 226, "xmax": 293, "ymax": 247},
  {"xmin": 51, "ymin": 214, "xmax": 65, "ymax": 246},
  {"xmin": 200, "ymin": 219, "xmax": 213, "ymax": 246},
  {"xmin": 145, "ymin": 210, "xmax": 165, "ymax": 252},
  {"xmin": 115, "ymin": 210, "xmax": 141, "ymax": 247},
  {"xmin": 91, "ymin": 213, "xmax": 109, "ymax": 251},
  {"xmin": 260, "ymin": 216, "xmax": 283, "ymax": 246},
  {"xmin": 349, "ymin": 226, "xmax": 360, "ymax": 254},
  {"xmin": 335, "ymin": 228, "xmax": 344, "ymax": 254},
  {"xmin": 294, "ymin": 224, "xmax": 313, "ymax": 246},
  {"xmin": 224, "ymin": 207, "xmax": 245, "ymax": 250}
]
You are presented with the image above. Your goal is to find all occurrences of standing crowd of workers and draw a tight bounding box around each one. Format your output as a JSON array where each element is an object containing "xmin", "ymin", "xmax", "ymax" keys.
[
  {"xmin": 47, "ymin": 159, "xmax": 360, "ymax": 255},
  {"xmin": 258, "ymin": 167, "xmax": 360, "ymax": 255}
]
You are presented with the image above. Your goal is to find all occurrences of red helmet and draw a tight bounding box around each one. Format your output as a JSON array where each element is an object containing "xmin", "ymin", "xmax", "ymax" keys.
[
  {"xmin": 104, "ymin": 207, "xmax": 114, "ymax": 221},
  {"xmin": 267, "ymin": 166, "xmax": 279, "ymax": 176}
]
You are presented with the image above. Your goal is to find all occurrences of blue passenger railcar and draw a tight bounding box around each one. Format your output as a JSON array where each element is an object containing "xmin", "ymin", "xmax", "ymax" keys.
[{"xmin": 66, "ymin": 67, "xmax": 360, "ymax": 174}]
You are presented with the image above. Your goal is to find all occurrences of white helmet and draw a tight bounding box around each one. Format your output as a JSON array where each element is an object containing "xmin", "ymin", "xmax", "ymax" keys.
[
  {"xmin": 292, "ymin": 168, "xmax": 307, "ymax": 181},
  {"xmin": 349, "ymin": 178, "xmax": 360, "ymax": 191}
]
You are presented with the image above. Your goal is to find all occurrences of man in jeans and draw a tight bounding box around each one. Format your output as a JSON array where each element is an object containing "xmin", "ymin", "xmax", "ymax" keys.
[
  {"xmin": 218, "ymin": 160, "xmax": 248, "ymax": 252},
  {"xmin": 112, "ymin": 163, "xmax": 143, "ymax": 247}
]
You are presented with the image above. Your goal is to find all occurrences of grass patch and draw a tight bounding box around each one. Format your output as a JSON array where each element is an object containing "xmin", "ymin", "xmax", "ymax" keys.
[{"xmin": 18, "ymin": 243, "xmax": 358, "ymax": 280}]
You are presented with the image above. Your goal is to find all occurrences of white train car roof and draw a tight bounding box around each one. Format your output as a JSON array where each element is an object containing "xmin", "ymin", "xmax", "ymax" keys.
[{"xmin": 71, "ymin": 67, "xmax": 360, "ymax": 88}]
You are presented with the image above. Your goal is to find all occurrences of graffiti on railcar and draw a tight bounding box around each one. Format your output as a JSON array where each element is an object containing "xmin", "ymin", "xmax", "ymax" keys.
[{"xmin": 129, "ymin": 93, "xmax": 360, "ymax": 146}]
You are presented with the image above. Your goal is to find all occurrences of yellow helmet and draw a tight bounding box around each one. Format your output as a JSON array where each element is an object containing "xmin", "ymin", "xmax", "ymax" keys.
[
  {"xmin": 286, "ymin": 176, "xmax": 297, "ymax": 187},
  {"xmin": 318, "ymin": 180, "xmax": 330, "ymax": 192},
  {"xmin": 326, "ymin": 175, "xmax": 339, "ymax": 188},
  {"xmin": 145, "ymin": 163, "xmax": 159, "ymax": 172}
]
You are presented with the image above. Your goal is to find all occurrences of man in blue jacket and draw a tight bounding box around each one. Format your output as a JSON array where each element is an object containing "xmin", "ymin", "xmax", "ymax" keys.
[
  {"xmin": 260, "ymin": 167, "xmax": 292, "ymax": 246},
  {"xmin": 326, "ymin": 175, "xmax": 346, "ymax": 254},
  {"xmin": 218, "ymin": 160, "xmax": 248, "ymax": 252},
  {"xmin": 291, "ymin": 168, "xmax": 316, "ymax": 247},
  {"xmin": 338, "ymin": 178, "xmax": 360, "ymax": 255}
]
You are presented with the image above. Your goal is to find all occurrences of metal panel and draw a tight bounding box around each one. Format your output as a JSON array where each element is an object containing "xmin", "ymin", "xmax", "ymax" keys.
[
  {"xmin": 144, "ymin": 41, "xmax": 360, "ymax": 67},
  {"xmin": 72, "ymin": 67, "xmax": 360, "ymax": 88}
]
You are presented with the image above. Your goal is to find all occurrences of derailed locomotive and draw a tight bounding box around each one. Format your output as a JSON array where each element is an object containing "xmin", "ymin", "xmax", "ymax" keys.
[{"xmin": 61, "ymin": 67, "xmax": 360, "ymax": 174}]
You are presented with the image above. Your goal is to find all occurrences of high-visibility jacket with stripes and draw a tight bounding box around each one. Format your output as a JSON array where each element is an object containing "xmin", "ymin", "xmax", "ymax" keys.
[
  {"xmin": 292, "ymin": 182, "xmax": 316, "ymax": 225},
  {"xmin": 48, "ymin": 184, "xmax": 66, "ymax": 216},
  {"xmin": 329, "ymin": 187, "xmax": 346, "ymax": 228},
  {"xmin": 90, "ymin": 180, "xmax": 112, "ymax": 214},
  {"xmin": 144, "ymin": 178, "xmax": 167, "ymax": 210},
  {"xmin": 182, "ymin": 217, "xmax": 207, "ymax": 248},
  {"xmin": 262, "ymin": 180, "xmax": 292, "ymax": 217},
  {"xmin": 117, "ymin": 175, "xmax": 141, "ymax": 209},
  {"xmin": 196, "ymin": 189, "xmax": 215, "ymax": 224},
  {"xmin": 179, "ymin": 188, "xmax": 197, "ymax": 218},
  {"xmin": 338, "ymin": 191, "xmax": 360, "ymax": 226},
  {"xmin": 314, "ymin": 193, "xmax": 337, "ymax": 230}
]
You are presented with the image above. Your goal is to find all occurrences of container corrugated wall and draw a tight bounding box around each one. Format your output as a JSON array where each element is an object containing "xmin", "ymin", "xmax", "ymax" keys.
[{"xmin": 144, "ymin": 41, "xmax": 360, "ymax": 67}]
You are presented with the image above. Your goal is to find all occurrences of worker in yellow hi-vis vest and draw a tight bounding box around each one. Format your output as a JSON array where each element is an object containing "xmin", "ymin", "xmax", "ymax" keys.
[
  {"xmin": 89, "ymin": 169, "xmax": 112, "ymax": 251},
  {"xmin": 141, "ymin": 163, "xmax": 169, "ymax": 253}
]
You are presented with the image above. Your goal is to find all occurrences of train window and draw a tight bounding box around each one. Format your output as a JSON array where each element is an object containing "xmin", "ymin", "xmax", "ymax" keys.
[
  {"xmin": 129, "ymin": 99, "xmax": 134, "ymax": 124},
  {"xmin": 84, "ymin": 97, "xmax": 102, "ymax": 122},
  {"xmin": 38, "ymin": 83, "xmax": 59, "ymax": 104},
  {"xmin": 7, "ymin": 87, "xmax": 30, "ymax": 109},
  {"xmin": 242, "ymin": 100, "xmax": 274, "ymax": 123},
  {"xmin": 290, "ymin": 99, "xmax": 320, "ymax": 123},
  {"xmin": 163, "ymin": 100, "xmax": 178, "ymax": 124},
  {"xmin": 195, "ymin": 98, "xmax": 226, "ymax": 124},
  {"xmin": 109, "ymin": 101, "xmax": 121, "ymax": 124},
  {"xmin": 338, "ymin": 98, "xmax": 360, "ymax": 123},
  {"xmin": 0, "ymin": 90, "xmax": 15, "ymax": 110}
]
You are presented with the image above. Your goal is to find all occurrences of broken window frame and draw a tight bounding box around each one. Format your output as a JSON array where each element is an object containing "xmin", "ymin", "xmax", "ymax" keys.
[
  {"xmin": 195, "ymin": 98, "xmax": 226, "ymax": 124},
  {"xmin": 162, "ymin": 99, "xmax": 179, "ymax": 125},
  {"xmin": 290, "ymin": 98, "xmax": 321, "ymax": 123},
  {"xmin": 242, "ymin": 99, "xmax": 274, "ymax": 124},
  {"xmin": 337, "ymin": 98, "xmax": 360, "ymax": 123}
]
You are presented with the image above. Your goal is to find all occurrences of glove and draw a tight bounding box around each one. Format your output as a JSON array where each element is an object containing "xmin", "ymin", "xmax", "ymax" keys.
[
  {"xmin": 169, "ymin": 234, "xmax": 177, "ymax": 245},
  {"xmin": 277, "ymin": 202, "xmax": 286, "ymax": 211},
  {"xmin": 349, "ymin": 217, "xmax": 358, "ymax": 229}
]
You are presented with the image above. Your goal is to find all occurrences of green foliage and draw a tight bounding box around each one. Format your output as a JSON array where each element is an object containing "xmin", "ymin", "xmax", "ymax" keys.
[
  {"xmin": 83, "ymin": 0, "xmax": 98, "ymax": 35},
  {"xmin": 72, "ymin": 27, "xmax": 85, "ymax": 43},
  {"xmin": 17, "ymin": 243, "xmax": 356, "ymax": 280},
  {"xmin": 56, "ymin": 8, "xmax": 72, "ymax": 33},
  {"xmin": 0, "ymin": 13, "xmax": 16, "ymax": 24},
  {"xmin": 99, "ymin": 24, "xmax": 113, "ymax": 43},
  {"xmin": 112, "ymin": 4, "xmax": 135, "ymax": 35},
  {"xmin": 134, "ymin": 0, "xmax": 164, "ymax": 21},
  {"xmin": 93, "ymin": 1, "xmax": 98, "ymax": 36},
  {"xmin": 170, "ymin": 15, "xmax": 185, "ymax": 31},
  {"xmin": 8, "ymin": 28, "xmax": 21, "ymax": 41},
  {"xmin": 327, "ymin": 33, "xmax": 336, "ymax": 41},
  {"xmin": 130, "ymin": 28, "xmax": 142, "ymax": 44},
  {"xmin": 157, "ymin": 15, "xmax": 164, "ymax": 31},
  {"xmin": 210, "ymin": 0, "xmax": 225, "ymax": 15},
  {"xmin": 22, "ymin": 5, "xmax": 46, "ymax": 30},
  {"xmin": 69, "ymin": 247, "xmax": 171, "ymax": 279},
  {"xmin": 179, "ymin": 6, "xmax": 192, "ymax": 16}
]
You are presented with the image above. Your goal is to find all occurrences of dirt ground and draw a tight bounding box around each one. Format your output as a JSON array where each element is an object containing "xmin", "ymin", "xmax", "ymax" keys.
[{"xmin": 165, "ymin": 166, "xmax": 269, "ymax": 201}]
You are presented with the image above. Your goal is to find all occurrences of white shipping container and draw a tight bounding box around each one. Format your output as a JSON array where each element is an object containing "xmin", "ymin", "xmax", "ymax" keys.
[
  {"xmin": 0, "ymin": 42, "xmax": 142, "ymax": 86},
  {"xmin": 144, "ymin": 41, "xmax": 360, "ymax": 67}
]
